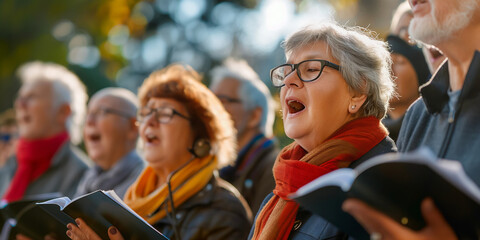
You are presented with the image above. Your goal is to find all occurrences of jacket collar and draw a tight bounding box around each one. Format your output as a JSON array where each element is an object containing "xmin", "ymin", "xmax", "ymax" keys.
[{"xmin": 420, "ymin": 50, "xmax": 480, "ymax": 114}]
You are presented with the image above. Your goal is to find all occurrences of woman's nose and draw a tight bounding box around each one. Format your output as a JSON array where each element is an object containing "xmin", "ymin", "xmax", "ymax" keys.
[
  {"xmin": 144, "ymin": 113, "xmax": 159, "ymax": 127},
  {"xmin": 283, "ymin": 69, "xmax": 303, "ymax": 88}
]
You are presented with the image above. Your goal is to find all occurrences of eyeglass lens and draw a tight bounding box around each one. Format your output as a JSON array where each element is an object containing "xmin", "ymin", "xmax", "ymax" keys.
[
  {"xmin": 272, "ymin": 60, "xmax": 326, "ymax": 86},
  {"xmin": 138, "ymin": 107, "xmax": 177, "ymax": 123}
]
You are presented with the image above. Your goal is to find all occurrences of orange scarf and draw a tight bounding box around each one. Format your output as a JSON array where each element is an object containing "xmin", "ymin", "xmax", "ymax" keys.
[
  {"xmin": 123, "ymin": 155, "xmax": 216, "ymax": 224},
  {"xmin": 251, "ymin": 117, "xmax": 388, "ymax": 240}
]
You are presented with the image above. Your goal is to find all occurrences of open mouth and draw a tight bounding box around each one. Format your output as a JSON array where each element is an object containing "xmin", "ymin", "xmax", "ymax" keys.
[
  {"xmin": 19, "ymin": 115, "xmax": 31, "ymax": 124},
  {"xmin": 145, "ymin": 133, "xmax": 159, "ymax": 144},
  {"xmin": 90, "ymin": 133, "xmax": 101, "ymax": 141},
  {"xmin": 411, "ymin": 0, "xmax": 426, "ymax": 8},
  {"xmin": 287, "ymin": 99, "xmax": 305, "ymax": 114},
  {"xmin": 87, "ymin": 132, "xmax": 101, "ymax": 144}
]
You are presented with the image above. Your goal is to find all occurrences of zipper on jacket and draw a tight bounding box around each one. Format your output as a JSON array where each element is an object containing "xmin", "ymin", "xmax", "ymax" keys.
[
  {"xmin": 438, "ymin": 116, "xmax": 455, "ymax": 158},
  {"xmin": 438, "ymin": 93, "xmax": 464, "ymax": 158}
]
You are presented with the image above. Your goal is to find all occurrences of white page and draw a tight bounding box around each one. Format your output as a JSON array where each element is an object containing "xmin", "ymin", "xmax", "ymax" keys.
[
  {"xmin": 36, "ymin": 197, "xmax": 71, "ymax": 210},
  {"xmin": 292, "ymin": 168, "xmax": 355, "ymax": 198}
]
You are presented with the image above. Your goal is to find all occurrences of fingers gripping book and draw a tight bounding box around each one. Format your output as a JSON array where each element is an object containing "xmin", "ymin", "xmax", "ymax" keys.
[
  {"xmin": 290, "ymin": 148, "xmax": 480, "ymax": 240},
  {"xmin": 6, "ymin": 190, "xmax": 167, "ymax": 240}
]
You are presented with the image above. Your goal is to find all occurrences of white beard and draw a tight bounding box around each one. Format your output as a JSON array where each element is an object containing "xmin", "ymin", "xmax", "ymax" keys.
[{"xmin": 409, "ymin": 0, "xmax": 478, "ymax": 45}]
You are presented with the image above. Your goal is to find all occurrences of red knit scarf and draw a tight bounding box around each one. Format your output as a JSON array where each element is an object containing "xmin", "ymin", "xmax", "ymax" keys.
[
  {"xmin": 2, "ymin": 131, "xmax": 69, "ymax": 202},
  {"xmin": 251, "ymin": 117, "xmax": 388, "ymax": 240}
]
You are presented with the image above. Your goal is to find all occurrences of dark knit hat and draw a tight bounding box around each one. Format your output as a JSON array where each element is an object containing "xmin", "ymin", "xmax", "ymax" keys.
[{"xmin": 386, "ymin": 34, "xmax": 430, "ymax": 86}]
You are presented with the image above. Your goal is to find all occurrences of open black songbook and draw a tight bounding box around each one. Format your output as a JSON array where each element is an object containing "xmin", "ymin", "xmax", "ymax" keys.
[
  {"xmin": 290, "ymin": 149, "xmax": 480, "ymax": 240},
  {"xmin": 5, "ymin": 190, "xmax": 168, "ymax": 240},
  {"xmin": 0, "ymin": 193, "xmax": 63, "ymax": 240}
]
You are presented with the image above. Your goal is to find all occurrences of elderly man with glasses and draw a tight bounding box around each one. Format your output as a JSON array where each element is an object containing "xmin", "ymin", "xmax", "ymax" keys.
[
  {"xmin": 75, "ymin": 87, "xmax": 144, "ymax": 198},
  {"xmin": 343, "ymin": 0, "xmax": 480, "ymax": 239},
  {"xmin": 210, "ymin": 59, "xmax": 279, "ymax": 214}
]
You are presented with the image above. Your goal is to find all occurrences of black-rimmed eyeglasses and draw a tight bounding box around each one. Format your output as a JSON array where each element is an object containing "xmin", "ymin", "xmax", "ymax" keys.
[
  {"xmin": 137, "ymin": 106, "xmax": 190, "ymax": 124},
  {"xmin": 270, "ymin": 59, "xmax": 341, "ymax": 87}
]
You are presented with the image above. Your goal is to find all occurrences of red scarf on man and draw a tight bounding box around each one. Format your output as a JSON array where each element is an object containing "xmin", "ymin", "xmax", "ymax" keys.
[
  {"xmin": 2, "ymin": 131, "xmax": 69, "ymax": 202},
  {"xmin": 251, "ymin": 117, "xmax": 388, "ymax": 240}
]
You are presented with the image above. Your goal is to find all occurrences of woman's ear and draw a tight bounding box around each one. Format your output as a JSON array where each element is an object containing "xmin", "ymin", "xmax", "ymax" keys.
[{"xmin": 348, "ymin": 94, "xmax": 367, "ymax": 114}]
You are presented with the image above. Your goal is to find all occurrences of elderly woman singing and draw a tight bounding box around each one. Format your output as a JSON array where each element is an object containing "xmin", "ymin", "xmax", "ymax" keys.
[
  {"xmin": 249, "ymin": 22, "xmax": 396, "ymax": 240},
  {"xmin": 66, "ymin": 65, "xmax": 251, "ymax": 240}
]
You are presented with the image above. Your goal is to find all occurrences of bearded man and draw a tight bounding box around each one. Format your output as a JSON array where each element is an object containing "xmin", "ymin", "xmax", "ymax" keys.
[{"xmin": 343, "ymin": 0, "xmax": 480, "ymax": 239}]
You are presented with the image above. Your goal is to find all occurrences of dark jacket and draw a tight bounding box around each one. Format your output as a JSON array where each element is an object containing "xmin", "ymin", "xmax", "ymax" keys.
[
  {"xmin": 0, "ymin": 156, "xmax": 16, "ymax": 197},
  {"xmin": 153, "ymin": 174, "xmax": 252, "ymax": 240},
  {"xmin": 397, "ymin": 51, "xmax": 480, "ymax": 186},
  {"xmin": 220, "ymin": 135, "xmax": 278, "ymax": 214},
  {"xmin": 382, "ymin": 114, "xmax": 404, "ymax": 143},
  {"xmin": 8, "ymin": 143, "xmax": 90, "ymax": 199},
  {"xmin": 248, "ymin": 137, "xmax": 397, "ymax": 240}
]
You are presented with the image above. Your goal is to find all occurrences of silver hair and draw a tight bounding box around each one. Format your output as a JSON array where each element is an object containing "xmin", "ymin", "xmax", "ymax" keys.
[
  {"xmin": 17, "ymin": 61, "xmax": 88, "ymax": 145},
  {"xmin": 283, "ymin": 22, "xmax": 395, "ymax": 119},
  {"xmin": 91, "ymin": 87, "xmax": 138, "ymax": 117},
  {"xmin": 390, "ymin": 1, "xmax": 412, "ymax": 33},
  {"xmin": 210, "ymin": 58, "xmax": 276, "ymax": 137}
]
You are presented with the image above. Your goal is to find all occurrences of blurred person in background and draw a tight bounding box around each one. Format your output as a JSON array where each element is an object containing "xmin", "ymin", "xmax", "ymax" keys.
[
  {"xmin": 383, "ymin": 0, "xmax": 442, "ymax": 142},
  {"xmin": 383, "ymin": 35, "xmax": 429, "ymax": 141},
  {"xmin": 344, "ymin": 0, "xmax": 480, "ymax": 239},
  {"xmin": 74, "ymin": 87, "xmax": 144, "ymax": 199},
  {"xmin": 210, "ymin": 58, "xmax": 279, "ymax": 214},
  {"xmin": 248, "ymin": 22, "xmax": 396, "ymax": 240},
  {"xmin": 0, "ymin": 109, "xmax": 18, "ymax": 196},
  {"xmin": 390, "ymin": 1, "xmax": 446, "ymax": 75},
  {"xmin": 1, "ymin": 61, "xmax": 90, "ymax": 203},
  {"xmin": 389, "ymin": 1, "xmax": 415, "ymax": 43},
  {"xmin": 67, "ymin": 64, "xmax": 252, "ymax": 240}
]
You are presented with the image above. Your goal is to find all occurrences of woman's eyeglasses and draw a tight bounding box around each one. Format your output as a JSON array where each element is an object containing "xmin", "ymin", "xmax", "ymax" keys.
[
  {"xmin": 270, "ymin": 59, "xmax": 341, "ymax": 87},
  {"xmin": 137, "ymin": 107, "xmax": 190, "ymax": 124}
]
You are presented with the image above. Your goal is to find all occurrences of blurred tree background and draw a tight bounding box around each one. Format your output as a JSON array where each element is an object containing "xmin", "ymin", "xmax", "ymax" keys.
[{"xmin": 0, "ymin": 0, "xmax": 402, "ymax": 148}]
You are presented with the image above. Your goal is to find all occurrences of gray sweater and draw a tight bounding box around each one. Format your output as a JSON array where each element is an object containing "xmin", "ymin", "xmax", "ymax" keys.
[{"xmin": 74, "ymin": 150, "xmax": 145, "ymax": 198}]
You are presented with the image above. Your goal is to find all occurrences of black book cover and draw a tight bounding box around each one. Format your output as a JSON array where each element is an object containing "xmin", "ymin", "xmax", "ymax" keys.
[
  {"xmin": 11, "ymin": 190, "xmax": 168, "ymax": 240},
  {"xmin": 291, "ymin": 149, "xmax": 480, "ymax": 240},
  {"xmin": 0, "ymin": 193, "xmax": 63, "ymax": 240}
]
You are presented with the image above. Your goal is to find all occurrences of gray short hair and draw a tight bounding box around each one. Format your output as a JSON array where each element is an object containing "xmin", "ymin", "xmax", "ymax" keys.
[
  {"xmin": 283, "ymin": 23, "xmax": 394, "ymax": 119},
  {"xmin": 390, "ymin": 1, "xmax": 412, "ymax": 33},
  {"xmin": 17, "ymin": 61, "xmax": 88, "ymax": 145},
  {"xmin": 91, "ymin": 87, "xmax": 138, "ymax": 117},
  {"xmin": 210, "ymin": 58, "xmax": 275, "ymax": 137}
]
